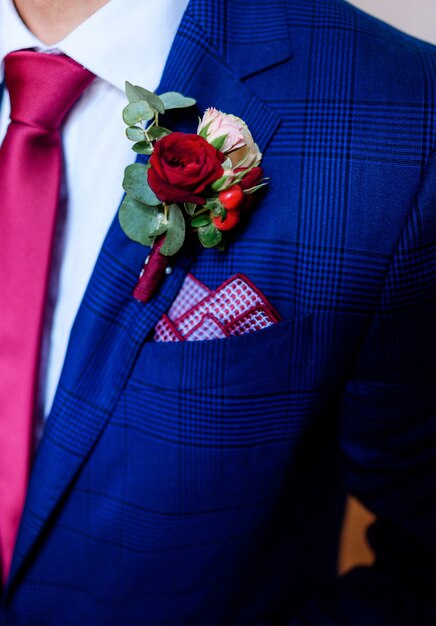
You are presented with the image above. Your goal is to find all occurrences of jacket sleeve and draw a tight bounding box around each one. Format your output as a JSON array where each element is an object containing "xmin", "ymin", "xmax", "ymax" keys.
[{"xmin": 284, "ymin": 149, "xmax": 436, "ymax": 626}]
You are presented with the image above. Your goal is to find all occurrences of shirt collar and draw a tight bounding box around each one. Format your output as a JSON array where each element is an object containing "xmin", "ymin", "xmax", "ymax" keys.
[{"xmin": 0, "ymin": 0, "xmax": 190, "ymax": 92}]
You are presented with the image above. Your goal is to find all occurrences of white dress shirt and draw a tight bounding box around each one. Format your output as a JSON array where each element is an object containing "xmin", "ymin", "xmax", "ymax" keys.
[{"xmin": 0, "ymin": 0, "xmax": 190, "ymax": 417}]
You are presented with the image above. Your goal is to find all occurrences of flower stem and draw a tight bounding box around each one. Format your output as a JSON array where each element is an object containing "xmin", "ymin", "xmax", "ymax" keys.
[
  {"xmin": 192, "ymin": 206, "xmax": 210, "ymax": 217},
  {"xmin": 144, "ymin": 119, "xmax": 156, "ymax": 143}
]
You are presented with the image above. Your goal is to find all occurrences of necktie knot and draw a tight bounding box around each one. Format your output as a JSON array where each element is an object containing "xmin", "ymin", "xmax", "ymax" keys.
[{"xmin": 4, "ymin": 50, "xmax": 95, "ymax": 132}]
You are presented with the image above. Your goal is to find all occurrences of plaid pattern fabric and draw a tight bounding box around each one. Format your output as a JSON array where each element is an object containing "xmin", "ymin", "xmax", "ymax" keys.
[
  {"xmin": 1, "ymin": 1, "xmax": 435, "ymax": 625},
  {"xmin": 154, "ymin": 273, "xmax": 281, "ymax": 341}
]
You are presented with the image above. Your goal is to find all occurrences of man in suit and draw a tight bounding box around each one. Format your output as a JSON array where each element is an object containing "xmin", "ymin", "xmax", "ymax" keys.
[{"xmin": 0, "ymin": 0, "xmax": 435, "ymax": 624}]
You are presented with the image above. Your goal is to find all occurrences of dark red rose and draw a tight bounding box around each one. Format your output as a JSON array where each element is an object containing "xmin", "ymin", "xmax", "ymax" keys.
[
  {"xmin": 148, "ymin": 132, "xmax": 225, "ymax": 205},
  {"xmin": 234, "ymin": 166, "xmax": 264, "ymax": 212},
  {"xmin": 236, "ymin": 166, "xmax": 263, "ymax": 191}
]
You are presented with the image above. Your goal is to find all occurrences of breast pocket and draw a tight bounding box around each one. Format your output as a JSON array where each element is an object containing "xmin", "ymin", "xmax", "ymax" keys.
[
  {"xmin": 125, "ymin": 315, "xmax": 313, "ymax": 449},
  {"xmin": 103, "ymin": 314, "xmax": 316, "ymax": 519}
]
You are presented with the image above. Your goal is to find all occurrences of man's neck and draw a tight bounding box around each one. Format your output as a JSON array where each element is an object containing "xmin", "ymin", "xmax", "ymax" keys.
[{"xmin": 13, "ymin": 0, "xmax": 111, "ymax": 45}]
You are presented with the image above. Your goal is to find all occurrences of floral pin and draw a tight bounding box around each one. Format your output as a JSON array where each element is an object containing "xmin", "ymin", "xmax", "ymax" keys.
[{"xmin": 119, "ymin": 82, "xmax": 267, "ymax": 302}]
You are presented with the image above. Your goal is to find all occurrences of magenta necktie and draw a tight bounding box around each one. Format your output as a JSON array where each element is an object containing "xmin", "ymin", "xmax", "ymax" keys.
[{"xmin": 0, "ymin": 50, "xmax": 94, "ymax": 582}]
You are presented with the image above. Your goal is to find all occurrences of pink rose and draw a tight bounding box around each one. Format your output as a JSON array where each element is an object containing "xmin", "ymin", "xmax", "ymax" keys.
[{"xmin": 198, "ymin": 108, "xmax": 262, "ymax": 169}]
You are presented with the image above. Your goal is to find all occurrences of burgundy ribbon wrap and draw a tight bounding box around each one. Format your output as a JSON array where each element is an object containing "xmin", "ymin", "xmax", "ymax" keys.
[{"xmin": 132, "ymin": 236, "xmax": 170, "ymax": 303}]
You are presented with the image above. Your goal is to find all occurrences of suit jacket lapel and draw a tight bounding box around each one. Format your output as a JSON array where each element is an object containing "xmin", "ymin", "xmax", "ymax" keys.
[
  {"xmin": 158, "ymin": 1, "xmax": 292, "ymax": 152},
  {"xmin": 7, "ymin": 0, "xmax": 291, "ymax": 592}
]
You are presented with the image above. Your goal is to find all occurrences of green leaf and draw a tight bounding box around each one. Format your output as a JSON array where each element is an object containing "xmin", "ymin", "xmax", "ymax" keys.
[
  {"xmin": 149, "ymin": 222, "xmax": 169, "ymax": 238},
  {"xmin": 125, "ymin": 82, "xmax": 165, "ymax": 114},
  {"xmin": 210, "ymin": 175, "xmax": 230, "ymax": 191},
  {"xmin": 205, "ymin": 198, "xmax": 222, "ymax": 211},
  {"xmin": 125, "ymin": 81, "xmax": 144, "ymax": 103},
  {"xmin": 123, "ymin": 163, "xmax": 161, "ymax": 206},
  {"xmin": 126, "ymin": 126, "xmax": 146, "ymax": 142},
  {"xmin": 198, "ymin": 119, "xmax": 213, "ymax": 139},
  {"xmin": 210, "ymin": 134, "xmax": 228, "ymax": 151},
  {"xmin": 244, "ymin": 182, "xmax": 269, "ymax": 194},
  {"xmin": 146, "ymin": 126, "xmax": 172, "ymax": 140},
  {"xmin": 198, "ymin": 222, "xmax": 223, "ymax": 248},
  {"xmin": 212, "ymin": 205, "xmax": 226, "ymax": 220},
  {"xmin": 123, "ymin": 101, "xmax": 154, "ymax": 126},
  {"xmin": 159, "ymin": 92, "xmax": 196, "ymax": 110},
  {"xmin": 184, "ymin": 202, "xmax": 197, "ymax": 215},
  {"xmin": 119, "ymin": 195, "xmax": 161, "ymax": 247},
  {"xmin": 132, "ymin": 141, "xmax": 153, "ymax": 155},
  {"xmin": 160, "ymin": 204, "xmax": 186, "ymax": 256},
  {"xmin": 191, "ymin": 215, "xmax": 211, "ymax": 228}
]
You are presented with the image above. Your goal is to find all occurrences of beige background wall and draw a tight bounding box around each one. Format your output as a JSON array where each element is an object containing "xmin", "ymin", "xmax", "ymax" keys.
[{"xmin": 348, "ymin": 0, "xmax": 436, "ymax": 44}]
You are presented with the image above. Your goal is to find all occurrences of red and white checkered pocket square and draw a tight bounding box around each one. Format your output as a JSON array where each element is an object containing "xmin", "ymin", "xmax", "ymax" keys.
[{"xmin": 154, "ymin": 273, "xmax": 281, "ymax": 342}]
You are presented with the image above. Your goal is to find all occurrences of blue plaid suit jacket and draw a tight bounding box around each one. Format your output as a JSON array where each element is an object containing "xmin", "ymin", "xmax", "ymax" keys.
[{"xmin": 1, "ymin": 0, "xmax": 435, "ymax": 624}]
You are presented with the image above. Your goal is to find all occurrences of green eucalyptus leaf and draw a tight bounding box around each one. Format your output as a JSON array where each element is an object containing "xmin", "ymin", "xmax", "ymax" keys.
[
  {"xmin": 149, "ymin": 221, "xmax": 169, "ymax": 238},
  {"xmin": 125, "ymin": 82, "xmax": 165, "ymax": 114},
  {"xmin": 119, "ymin": 195, "xmax": 161, "ymax": 247},
  {"xmin": 191, "ymin": 215, "xmax": 211, "ymax": 228},
  {"xmin": 159, "ymin": 92, "xmax": 196, "ymax": 110},
  {"xmin": 184, "ymin": 202, "xmax": 197, "ymax": 215},
  {"xmin": 123, "ymin": 101, "xmax": 154, "ymax": 126},
  {"xmin": 132, "ymin": 141, "xmax": 153, "ymax": 155},
  {"xmin": 146, "ymin": 126, "xmax": 172, "ymax": 140},
  {"xmin": 160, "ymin": 204, "xmax": 186, "ymax": 256},
  {"xmin": 125, "ymin": 81, "xmax": 144, "ymax": 103},
  {"xmin": 198, "ymin": 222, "xmax": 223, "ymax": 248},
  {"xmin": 210, "ymin": 134, "xmax": 228, "ymax": 151},
  {"xmin": 123, "ymin": 163, "xmax": 161, "ymax": 206},
  {"xmin": 126, "ymin": 126, "xmax": 146, "ymax": 142}
]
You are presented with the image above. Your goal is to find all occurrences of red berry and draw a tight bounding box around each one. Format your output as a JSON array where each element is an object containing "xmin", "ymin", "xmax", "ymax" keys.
[
  {"xmin": 213, "ymin": 208, "xmax": 240, "ymax": 231},
  {"xmin": 218, "ymin": 185, "xmax": 244, "ymax": 210}
]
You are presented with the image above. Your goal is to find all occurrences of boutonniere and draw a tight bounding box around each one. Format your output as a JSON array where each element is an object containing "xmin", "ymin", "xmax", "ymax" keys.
[{"xmin": 119, "ymin": 82, "xmax": 267, "ymax": 302}]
